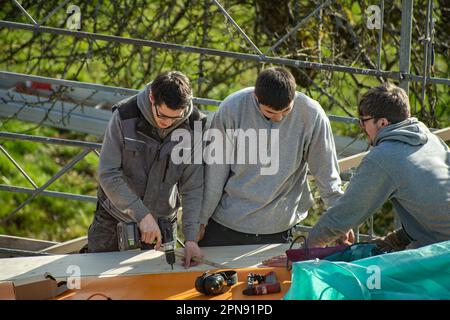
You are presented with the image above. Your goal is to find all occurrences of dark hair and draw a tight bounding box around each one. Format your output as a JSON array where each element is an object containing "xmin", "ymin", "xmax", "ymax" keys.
[
  {"xmin": 254, "ymin": 67, "xmax": 296, "ymax": 110},
  {"xmin": 151, "ymin": 71, "xmax": 192, "ymax": 110},
  {"xmin": 358, "ymin": 82, "xmax": 410, "ymax": 123}
]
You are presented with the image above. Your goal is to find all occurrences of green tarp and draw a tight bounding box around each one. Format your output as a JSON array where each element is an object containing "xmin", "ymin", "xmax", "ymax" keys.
[{"xmin": 284, "ymin": 240, "xmax": 450, "ymax": 300}]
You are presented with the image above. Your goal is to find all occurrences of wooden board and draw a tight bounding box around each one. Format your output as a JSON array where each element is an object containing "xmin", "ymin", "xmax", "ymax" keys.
[
  {"xmin": 0, "ymin": 235, "xmax": 57, "ymax": 251},
  {"xmin": 41, "ymin": 236, "xmax": 87, "ymax": 254},
  {"xmin": 55, "ymin": 267, "xmax": 292, "ymax": 300},
  {"xmin": 434, "ymin": 127, "xmax": 450, "ymax": 142},
  {"xmin": 0, "ymin": 243, "xmax": 290, "ymax": 281},
  {"xmin": 0, "ymin": 266, "xmax": 292, "ymax": 300}
]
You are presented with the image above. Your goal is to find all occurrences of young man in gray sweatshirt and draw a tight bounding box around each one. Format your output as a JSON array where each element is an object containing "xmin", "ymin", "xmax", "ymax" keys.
[
  {"xmin": 88, "ymin": 71, "xmax": 205, "ymax": 268},
  {"xmin": 198, "ymin": 67, "xmax": 344, "ymax": 246},
  {"xmin": 308, "ymin": 83, "xmax": 450, "ymax": 250}
]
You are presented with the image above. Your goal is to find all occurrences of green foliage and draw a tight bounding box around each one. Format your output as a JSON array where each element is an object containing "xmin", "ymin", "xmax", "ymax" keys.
[{"xmin": 0, "ymin": 120, "xmax": 97, "ymax": 241}]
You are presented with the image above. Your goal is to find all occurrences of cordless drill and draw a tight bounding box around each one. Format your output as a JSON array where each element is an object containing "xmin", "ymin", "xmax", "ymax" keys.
[
  {"xmin": 117, "ymin": 216, "xmax": 176, "ymax": 269},
  {"xmin": 157, "ymin": 216, "xmax": 176, "ymax": 270}
]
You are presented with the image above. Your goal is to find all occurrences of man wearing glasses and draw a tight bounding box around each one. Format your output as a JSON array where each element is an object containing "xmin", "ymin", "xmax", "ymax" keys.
[
  {"xmin": 88, "ymin": 71, "xmax": 205, "ymax": 268},
  {"xmin": 198, "ymin": 67, "xmax": 344, "ymax": 246},
  {"xmin": 308, "ymin": 83, "xmax": 450, "ymax": 250}
]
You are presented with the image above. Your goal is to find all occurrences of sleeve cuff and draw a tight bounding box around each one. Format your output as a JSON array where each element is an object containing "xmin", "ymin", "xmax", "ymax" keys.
[
  {"xmin": 128, "ymin": 200, "xmax": 149, "ymax": 222},
  {"xmin": 183, "ymin": 224, "xmax": 200, "ymax": 242},
  {"xmin": 199, "ymin": 217, "xmax": 210, "ymax": 226}
]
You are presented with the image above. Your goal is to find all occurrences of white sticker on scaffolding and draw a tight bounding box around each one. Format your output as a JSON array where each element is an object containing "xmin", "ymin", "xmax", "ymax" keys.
[
  {"xmin": 366, "ymin": 5, "xmax": 381, "ymax": 30},
  {"xmin": 66, "ymin": 5, "xmax": 81, "ymax": 30},
  {"xmin": 67, "ymin": 265, "xmax": 81, "ymax": 289}
]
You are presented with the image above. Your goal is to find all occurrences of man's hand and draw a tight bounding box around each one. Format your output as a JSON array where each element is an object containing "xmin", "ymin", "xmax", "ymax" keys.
[
  {"xmin": 197, "ymin": 224, "xmax": 206, "ymax": 242},
  {"xmin": 183, "ymin": 241, "xmax": 204, "ymax": 269},
  {"xmin": 262, "ymin": 255, "xmax": 290, "ymax": 268},
  {"xmin": 335, "ymin": 229, "xmax": 355, "ymax": 246},
  {"xmin": 139, "ymin": 213, "xmax": 162, "ymax": 249},
  {"xmin": 371, "ymin": 229, "xmax": 411, "ymax": 252}
]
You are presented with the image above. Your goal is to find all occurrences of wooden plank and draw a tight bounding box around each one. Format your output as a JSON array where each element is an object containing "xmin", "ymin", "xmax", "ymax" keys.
[
  {"xmin": 0, "ymin": 248, "xmax": 52, "ymax": 258},
  {"xmin": 0, "ymin": 235, "xmax": 57, "ymax": 251},
  {"xmin": 338, "ymin": 151, "xmax": 369, "ymax": 172},
  {"xmin": 0, "ymin": 281, "xmax": 15, "ymax": 300},
  {"xmin": 41, "ymin": 236, "xmax": 87, "ymax": 254},
  {"xmin": 0, "ymin": 266, "xmax": 292, "ymax": 300},
  {"xmin": 0, "ymin": 243, "xmax": 290, "ymax": 281},
  {"xmin": 435, "ymin": 127, "xmax": 450, "ymax": 142}
]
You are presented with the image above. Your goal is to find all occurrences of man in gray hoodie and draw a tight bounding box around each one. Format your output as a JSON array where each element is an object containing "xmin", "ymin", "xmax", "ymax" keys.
[
  {"xmin": 308, "ymin": 83, "xmax": 450, "ymax": 250},
  {"xmin": 198, "ymin": 67, "xmax": 343, "ymax": 246},
  {"xmin": 88, "ymin": 71, "xmax": 205, "ymax": 268}
]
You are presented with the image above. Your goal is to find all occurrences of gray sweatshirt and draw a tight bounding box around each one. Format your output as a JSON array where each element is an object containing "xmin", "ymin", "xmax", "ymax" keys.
[
  {"xmin": 308, "ymin": 118, "xmax": 450, "ymax": 248},
  {"xmin": 200, "ymin": 87, "xmax": 343, "ymax": 234}
]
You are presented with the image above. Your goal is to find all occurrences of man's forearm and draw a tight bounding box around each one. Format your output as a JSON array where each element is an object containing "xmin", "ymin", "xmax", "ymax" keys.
[
  {"xmin": 307, "ymin": 115, "xmax": 343, "ymax": 209},
  {"xmin": 307, "ymin": 222, "xmax": 346, "ymax": 247},
  {"xmin": 99, "ymin": 172, "xmax": 149, "ymax": 222}
]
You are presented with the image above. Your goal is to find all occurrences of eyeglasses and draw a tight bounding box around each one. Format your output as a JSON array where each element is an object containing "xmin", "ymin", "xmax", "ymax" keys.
[
  {"xmin": 258, "ymin": 100, "xmax": 294, "ymax": 119},
  {"xmin": 359, "ymin": 116, "xmax": 375, "ymax": 127},
  {"xmin": 153, "ymin": 103, "xmax": 186, "ymax": 121}
]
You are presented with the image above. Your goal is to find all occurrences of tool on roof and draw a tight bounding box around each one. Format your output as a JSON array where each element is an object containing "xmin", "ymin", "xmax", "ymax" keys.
[
  {"xmin": 195, "ymin": 270, "xmax": 238, "ymax": 295},
  {"xmin": 157, "ymin": 216, "xmax": 176, "ymax": 270},
  {"xmin": 242, "ymin": 271, "xmax": 281, "ymax": 296},
  {"xmin": 117, "ymin": 217, "xmax": 175, "ymax": 269}
]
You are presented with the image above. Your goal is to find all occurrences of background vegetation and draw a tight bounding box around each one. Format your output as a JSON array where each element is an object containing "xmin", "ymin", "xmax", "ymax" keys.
[{"xmin": 0, "ymin": 0, "xmax": 448, "ymax": 242}]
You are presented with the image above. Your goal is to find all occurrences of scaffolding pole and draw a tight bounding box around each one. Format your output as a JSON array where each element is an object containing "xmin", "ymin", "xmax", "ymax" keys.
[
  {"xmin": 1, "ymin": 20, "xmax": 449, "ymax": 86},
  {"xmin": 399, "ymin": 0, "xmax": 414, "ymax": 94}
]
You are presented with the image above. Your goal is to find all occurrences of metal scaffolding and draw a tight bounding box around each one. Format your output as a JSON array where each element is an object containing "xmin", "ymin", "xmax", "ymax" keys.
[{"xmin": 1, "ymin": 1, "xmax": 449, "ymax": 86}]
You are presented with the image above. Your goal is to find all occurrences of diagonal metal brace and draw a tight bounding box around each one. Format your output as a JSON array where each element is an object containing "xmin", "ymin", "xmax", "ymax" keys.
[
  {"xmin": 0, "ymin": 144, "xmax": 38, "ymax": 189},
  {"xmin": 1, "ymin": 148, "xmax": 92, "ymax": 223},
  {"xmin": 266, "ymin": 0, "xmax": 333, "ymax": 54},
  {"xmin": 12, "ymin": 0, "xmax": 38, "ymax": 25},
  {"xmin": 212, "ymin": 0, "xmax": 264, "ymax": 57}
]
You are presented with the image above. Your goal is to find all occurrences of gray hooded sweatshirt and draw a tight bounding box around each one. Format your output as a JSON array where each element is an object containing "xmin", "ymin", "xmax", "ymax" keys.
[
  {"xmin": 98, "ymin": 85, "xmax": 203, "ymax": 241},
  {"xmin": 308, "ymin": 118, "xmax": 450, "ymax": 248},
  {"xmin": 200, "ymin": 87, "xmax": 343, "ymax": 234}
]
